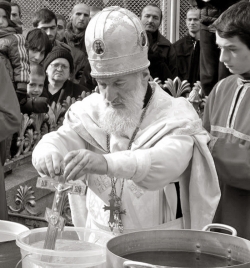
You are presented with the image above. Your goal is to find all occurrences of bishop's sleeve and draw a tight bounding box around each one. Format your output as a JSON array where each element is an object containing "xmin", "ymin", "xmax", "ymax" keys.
[
  {"xmin": 104, "ymin": 135, "xmax": 194, "ymax": 190},
  {"xmin": 32, "ymin": 123, "xmax": 87, "ymax": 167}
]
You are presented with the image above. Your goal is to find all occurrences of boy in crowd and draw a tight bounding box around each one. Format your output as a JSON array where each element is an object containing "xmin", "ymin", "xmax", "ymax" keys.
[
  {"xmin": 203, "ymin": 1, "xmax": 250, "ymax": 240},
  {"xmin": 22, "ymin": 63, "xmax": 48, "ymax": 115}
]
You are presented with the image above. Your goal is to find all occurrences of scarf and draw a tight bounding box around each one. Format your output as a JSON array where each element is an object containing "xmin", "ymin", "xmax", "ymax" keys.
[{"xmin": 65, "ymin": 22, "xmax": 86, "ymax": 52}]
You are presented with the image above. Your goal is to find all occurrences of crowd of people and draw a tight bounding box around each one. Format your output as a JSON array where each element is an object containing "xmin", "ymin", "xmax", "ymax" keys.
[{"xmin": 1, "ymin": 0, "xmax": 250, "ymax": 242}]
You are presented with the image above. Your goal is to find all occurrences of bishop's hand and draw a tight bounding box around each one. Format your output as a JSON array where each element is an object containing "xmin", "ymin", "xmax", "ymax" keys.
[
  {"xmin": 32, "ymin": 151, "xmax": 64, "ymax": 178},
  {"xmin": 64, "ymin": 149, "xmax": 108, "ymax": 181}
]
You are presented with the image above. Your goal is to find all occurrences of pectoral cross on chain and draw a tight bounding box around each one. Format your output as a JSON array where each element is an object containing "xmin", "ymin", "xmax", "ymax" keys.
[
  {"xmin": 103, "ymin": 192, "xmax": 126, "ymax": 233},
  {"xmin": 36, "ymin": 176, "xmax": 86, "ymax": 252}
]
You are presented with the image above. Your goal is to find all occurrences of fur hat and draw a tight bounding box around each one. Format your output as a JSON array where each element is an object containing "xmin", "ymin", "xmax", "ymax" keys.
[
  {"xmin": 0, "ymin": 0, "xmax": 11, "ymax": 20},
  {"xmin": 43, "ymin": 44, "xmax": 74, "ymax": 73},
  {"xmin": 85, "ymin": 6, "xmax": 150, "ymax": 78}
]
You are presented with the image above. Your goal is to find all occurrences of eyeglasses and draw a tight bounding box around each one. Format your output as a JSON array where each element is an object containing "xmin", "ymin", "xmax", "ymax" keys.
[{"xmin": 50, "ymin": 63, "xmax": 69, "ymax": 70}]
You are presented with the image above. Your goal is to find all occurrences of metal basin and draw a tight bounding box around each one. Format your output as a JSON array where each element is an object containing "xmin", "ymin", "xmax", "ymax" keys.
[{"xmin": 106, "ymin": 224, "xmax": 250, "ymax": 268}]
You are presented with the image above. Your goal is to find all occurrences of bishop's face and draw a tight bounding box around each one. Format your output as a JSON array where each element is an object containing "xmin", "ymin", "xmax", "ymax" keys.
[
  {"xmin": 97, "ymin": 72, "xmax": 146, "ymax": 136},
  {"xmin": 97, "ymin": 73, "xmax": 141, "ymax": 109}
]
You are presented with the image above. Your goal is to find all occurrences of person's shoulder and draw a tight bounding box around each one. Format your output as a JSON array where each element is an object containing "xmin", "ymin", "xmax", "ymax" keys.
[
  {"xmin": 211, "ymin": 75, "xmax": 238, "ymax": 97},
  {"xmin": 54, "ymin": 40, "xmax": 72, "ymax": 51},
  {"xmin": 151, "ymin": 83, "xmax": 199, "ymax": 121},
  {"xmin": 76, "ymin": 82, "xmax": 92, "ymax": 94},
  {"xmin": 173, "ymin": 35, "xmax": 193, "ymax": 51},
  {"xmin": 68, "ymin": 80, "xmax": 91, "ymax": 93},
  {"xmin": 69, "ymin": 92, "xmax": 102, "ymax": 114},
  {"xmin": 157, "ymin": 32, "xmax": 172, "ymax": 46},
  {"xmin": 217, "ymin": 74, "xmax": 238, "ymax": 89}
]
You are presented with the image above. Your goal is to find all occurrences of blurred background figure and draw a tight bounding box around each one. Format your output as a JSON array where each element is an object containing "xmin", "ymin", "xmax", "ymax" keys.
[
  {"xmin": 41, "ymin": 45, "xmax": 90, "ymax": 105},
  {"xmin": 10, "ymin": 2, "xmax": 22, "ymax": 29},
  {"xmin": 0, "ymin": 0, "xmax": 29, "ymax": 108},
  {"xmin": 90, "ymin": 6, "xmax": 102, "ymax": 19},
  {"xmin": 65, "ymin": 3, "xmax": 90, "ymax": 54},
  {"xmin": 32, "ymin": 8, "xmax": 58, "ymax": 45},
  {"xmin": 140, "ymin": 3, "xmax": 177, "ymax": 82},
  {"xmin": 173, "ymin": 8, "xmax": 200, "ymax": 87},
  {"xmin": 55, "ymin": 14, "xmax": 67, "ymax": 42},
  {"xmin": 188, "ymin": 0, "xmax": 242, "ymax": 95},
  {"xmin": 26, "ymin": 28, "xmax": 52, "ymax": 65}
]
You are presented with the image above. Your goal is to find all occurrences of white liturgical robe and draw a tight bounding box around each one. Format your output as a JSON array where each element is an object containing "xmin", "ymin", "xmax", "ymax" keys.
[{"xmin": 33, "ymin": 82, "xmax": 220, "ymax": 233}]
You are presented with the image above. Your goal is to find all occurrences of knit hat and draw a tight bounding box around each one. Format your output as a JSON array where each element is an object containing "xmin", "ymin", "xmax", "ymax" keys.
[
  {"xmin": 85, "ymin": 6, "xmax": 150, "ymax": 78},
  {"xmin": 43, "ymin": 44, "xmax": 74, "ymax": 73},
  {"xmin": 0, "ymin": 0, "xmax": 11, "ymax": 20}
]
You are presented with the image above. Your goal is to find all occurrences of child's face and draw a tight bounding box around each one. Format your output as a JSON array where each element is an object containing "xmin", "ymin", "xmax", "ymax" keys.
[
  {"xmin": 0, "ymin": 9, "xmax": 8, "ymax": 28},
  {"xmin": 27, "ymin": 74, "xmax": 45, "ymax": 98}
]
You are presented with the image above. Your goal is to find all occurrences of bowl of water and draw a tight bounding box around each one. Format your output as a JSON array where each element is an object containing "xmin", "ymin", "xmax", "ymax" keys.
[
  {"xmin": 16, "ymin": 226, "xmax": 113, "ymax": 268},
  {"xmin": 0, "ymin": 220, "xmax": 29, "ymax": 268}
]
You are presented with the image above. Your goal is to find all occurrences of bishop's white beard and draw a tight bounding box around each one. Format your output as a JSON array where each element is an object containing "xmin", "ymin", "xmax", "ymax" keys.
[{"xmin": 98, "ymin": 76, "xmax": 146, "ymax": 137}]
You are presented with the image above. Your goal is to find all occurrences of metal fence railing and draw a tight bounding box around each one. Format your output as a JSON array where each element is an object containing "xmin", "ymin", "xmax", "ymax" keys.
[
  {"xmin": 179, "ymin": 0, "xmax": 193, "ymax": 38},
  {"xmin": 15, "ymin": 0, "xmax": 192, "ymax": 40},
  {"xmin": 15, "ymin": 0, "xmax": 166, "ymax": 33}
]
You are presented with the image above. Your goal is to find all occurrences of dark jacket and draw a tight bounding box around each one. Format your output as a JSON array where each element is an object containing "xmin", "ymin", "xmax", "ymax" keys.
[
  {"xmin": 147, "ymin": 30, "xmax": 177, "ymax": 82},
  {"xmin": 189, "ymin": 0, "xmax": 243, "ymax": 27},
  {"xmin": 79, "ymin": 61, "xmax": 97, "ymax": 92},
  {"xmin": 21, "ymin": 97, "xmax": 49, "ymax": 115},
  {"xmin": 41, "ymin": 79, "xmax": 90, "ymax": 106},
  {"xmin": 0, "ymin": 59, "xmax": 21, "ymax": 220},
  {"xmin": 173, "ymin": 34, "xmax": 200, "ymax": 86}
]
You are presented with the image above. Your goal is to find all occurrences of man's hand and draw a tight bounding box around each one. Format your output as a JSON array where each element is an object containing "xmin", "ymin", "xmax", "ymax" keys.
[
  {"xmin": 32, "ymin": 152, "xmax": 64, "ymax": 178},
  {"xmin": 64, "ymin": 149, "xmax": 108, "ymax": 181}
]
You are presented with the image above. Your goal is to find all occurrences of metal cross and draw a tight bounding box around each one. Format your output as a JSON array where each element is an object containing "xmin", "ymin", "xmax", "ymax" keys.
[
  {"xmin": 36, "ymin": 176, "xmax": 86, "ymax": 252},
  {"xmin": 103, "ymin": 192, "xmax": 126, "ymax": 233}
]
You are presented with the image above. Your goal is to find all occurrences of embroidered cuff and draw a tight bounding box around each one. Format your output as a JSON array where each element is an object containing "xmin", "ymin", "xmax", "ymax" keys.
[
  {"xmin": 103, "ymin": 149, "xmax": 151, "ymax": 182},
  {"xmin": 103, "ymin": 150, "xmax": 137, "ymax": 179},
  {"xmin": 132, "ymin": 149, "xmax": 151, "ymax": 183}
]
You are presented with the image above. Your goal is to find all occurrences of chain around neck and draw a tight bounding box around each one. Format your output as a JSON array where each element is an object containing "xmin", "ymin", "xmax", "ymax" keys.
[{"xmin": 106, "ymin": 88, "xmax": 155, "ymax": 198}]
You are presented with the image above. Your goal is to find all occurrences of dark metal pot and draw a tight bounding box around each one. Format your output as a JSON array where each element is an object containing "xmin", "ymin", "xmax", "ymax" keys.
[{"xmin": 106, "ymin": 224, "xmax": 250, "ymax": 268}]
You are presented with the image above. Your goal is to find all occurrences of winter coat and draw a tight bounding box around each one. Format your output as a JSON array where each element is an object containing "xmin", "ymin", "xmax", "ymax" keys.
[
  {"xmin": 189, "ymin": 0, "xmax": 243, "ymax": 27},
  {"xmin": 147, "ymin": 30, "xmax": 177, "ymax": 82},
  {"xmin": 173, "ymin": 34, "xmax": 200, "ymax": 86},
  {"xmin": 41, "ymin": 79, "xmax": 89, "ymax": 106},
  {"xmin": 0, "ymin": 59, "xmax": 21, "ymax": 220},
  {"xmin": 79, "ymin": 61, "xmax": 97, "ymax": 92},
  {"xmin": 0, "ymin": 25, "xmax": 29, "ymax": 97}
]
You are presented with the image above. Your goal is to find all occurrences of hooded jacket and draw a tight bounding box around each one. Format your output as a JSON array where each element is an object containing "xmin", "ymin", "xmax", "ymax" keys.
[
  {"xmin": 189, "ymin": 0, "xmax": 243, "ymax": 27},
  {"xmin": 0, "ymin": 24, "xmax": 29, "ymax": 95}
]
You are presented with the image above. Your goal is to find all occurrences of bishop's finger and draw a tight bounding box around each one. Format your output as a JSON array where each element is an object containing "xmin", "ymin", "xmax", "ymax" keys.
[{"xmin": 64, "ymin": 150, "xmax": 80, "ymax": 166}]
